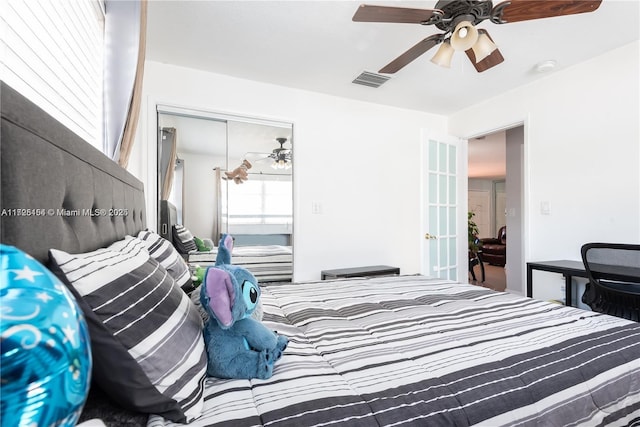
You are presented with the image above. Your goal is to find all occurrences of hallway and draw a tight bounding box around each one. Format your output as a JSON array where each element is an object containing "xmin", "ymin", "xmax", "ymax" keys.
[{"xmin": 470, "ymin": 262, "xmax": 506, "ymax": 292}]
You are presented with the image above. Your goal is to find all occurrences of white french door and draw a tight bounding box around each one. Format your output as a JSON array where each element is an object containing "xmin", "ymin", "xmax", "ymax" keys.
[{"xmin": 421, "ymin": 131, "xmax": 467, "ymax": 281}]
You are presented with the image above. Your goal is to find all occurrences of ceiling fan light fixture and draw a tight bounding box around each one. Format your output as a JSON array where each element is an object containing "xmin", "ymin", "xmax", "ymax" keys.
[
  {"xmin": 271, "ymin": 158, "xmax": 291, "ymax": 170},
  {"xmin": 270, "ymin": 137, "xmax": 292, "ymax": 170},
  {"xmin": 471, "ymin": 32, "xmax": 497, "ymax": 63},
  {"xmin": 450, "ymin": 20, "xmax": 478, "ymax": 51},
  {"xmin": 430, "ymin": 39, "xmax": 455, "ymax": 68}
]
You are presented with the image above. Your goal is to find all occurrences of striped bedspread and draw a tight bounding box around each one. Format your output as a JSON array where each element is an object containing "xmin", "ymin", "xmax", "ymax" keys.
[
  {"xmin": 188, "ymin": 245, "xmax": 292, "ymax": 282},
  {"xmin": 148, "ymin": 275, "xmax": 640, "ymax": 427}
]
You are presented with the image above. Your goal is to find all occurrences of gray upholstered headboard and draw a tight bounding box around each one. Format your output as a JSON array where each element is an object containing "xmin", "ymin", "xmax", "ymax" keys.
[
  {"xmin": 159, "ymin": 199, "xmax": 177, "ymax": 245},
  {"xmin": 0, "ymin": 82, "xmax": 146, "ymax": 265}
]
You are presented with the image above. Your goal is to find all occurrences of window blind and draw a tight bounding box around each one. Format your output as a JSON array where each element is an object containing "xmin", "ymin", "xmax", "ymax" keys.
[
  {"xmin": 1, "ymin": 0, "xmax": 105, "ymax": 148},
  {"xmin": 228, "ymin": 179, "xmax": 293, "ymax": 226}
]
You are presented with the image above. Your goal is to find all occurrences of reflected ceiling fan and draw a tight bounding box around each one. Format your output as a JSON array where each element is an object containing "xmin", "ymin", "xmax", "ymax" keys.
[
  {"xmin": 352, "ymin": 0, "xmax": 602, "ymax": 73},
  {"xmin": 245, "ymin": 137, "xmax": 292, "ymax": 170}
]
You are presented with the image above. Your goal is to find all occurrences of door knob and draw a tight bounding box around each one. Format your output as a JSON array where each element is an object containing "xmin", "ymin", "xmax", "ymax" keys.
[{"xmin": 424, "ymin": 233, "xmax": 437, "ymax": 240}]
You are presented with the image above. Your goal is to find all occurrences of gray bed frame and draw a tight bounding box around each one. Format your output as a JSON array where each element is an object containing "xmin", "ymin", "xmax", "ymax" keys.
[
  {"xmin": 1, "ymin": 83, "xmax": 146, "ymax": 264},
  {"xmin": 1, "ymin": 82, "xmax": 149, "ymax": 425}
]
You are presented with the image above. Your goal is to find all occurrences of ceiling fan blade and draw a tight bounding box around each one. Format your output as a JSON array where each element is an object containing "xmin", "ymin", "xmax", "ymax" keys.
[
  {"xmin": 466, "ymin": 47, "xmax": 504, "ymax": 73},
  {"xmin": 379, "ymin": 34, "xmax": 443, "ymax": 74},
  {"xmin": 250, "ymin": 155, "xmax": 273, "ymax": 163},
  {"xmin": 464, "ymin": 30, "xmax": 504, "ymax": 73},
  {"xmin": 244, "ymin": 152, "xmax": 271, "ymax": 159},
  {"xmin": 493, "ymin": 0, "xmax": 601, "ymax": 24},
  {"xmin": 352, "ymin": 4, "xmax": 442, "ymax": 24}
]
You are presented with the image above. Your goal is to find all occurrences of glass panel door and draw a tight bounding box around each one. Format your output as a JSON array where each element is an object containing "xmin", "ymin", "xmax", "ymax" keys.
[{"xmin": 421, "ymin": 132, "xmax": 465, "ymax": 281}]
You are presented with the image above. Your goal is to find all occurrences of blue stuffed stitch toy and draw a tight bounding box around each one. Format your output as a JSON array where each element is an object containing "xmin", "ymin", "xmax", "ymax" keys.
[{"xmin": 200, "ymin": 234, "xmax": 288, "ymax": 379}]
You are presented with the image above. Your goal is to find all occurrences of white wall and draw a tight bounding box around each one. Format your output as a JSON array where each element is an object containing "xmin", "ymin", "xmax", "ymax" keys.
[
  {"xmin": 179, "ymin": 151, "xmax": 224, "ymax": 239},
  {"xmin": 468, "ymin": 179, "xmax": 495, "ymax": 238},
  {"xmin": 504, "ymin": 126, "xmax": 524, "ymax": 295},
  {"xmin": 450, "ymin": 41, "xmax": 640, "ymax": 299},
  {"xmin": 129, "ymin": 61, "xmax": 448, "ymax": 281}
]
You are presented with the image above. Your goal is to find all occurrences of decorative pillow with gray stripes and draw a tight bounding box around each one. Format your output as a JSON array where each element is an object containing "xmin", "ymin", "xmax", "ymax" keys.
[
  {"xmin": 172, "ymin": 225, "xmax": 197, "ymax": 254},
  {"xmin": 49, "ymin": 236, "xmax": 207, "ymax": 423},
  {"xmin": 138, "ymin": 229, "xmax": 193, "ymax": 292}
]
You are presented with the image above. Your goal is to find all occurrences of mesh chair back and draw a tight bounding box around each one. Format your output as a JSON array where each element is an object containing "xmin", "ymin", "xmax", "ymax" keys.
[{"xmin": 581, "ymin": 243, "xmax": 640, "ymax": 322}]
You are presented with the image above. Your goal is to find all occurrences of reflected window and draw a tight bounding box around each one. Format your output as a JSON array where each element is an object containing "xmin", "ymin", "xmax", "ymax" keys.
[{"xmin": 228, "ymin": 178, "xmax": 292, "ymax": 228}]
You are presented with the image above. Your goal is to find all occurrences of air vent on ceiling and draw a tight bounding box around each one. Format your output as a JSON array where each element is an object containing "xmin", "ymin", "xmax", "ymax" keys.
[{"xmin": 352, "ymin": 71, "xmax": 390, "ymax": 88}]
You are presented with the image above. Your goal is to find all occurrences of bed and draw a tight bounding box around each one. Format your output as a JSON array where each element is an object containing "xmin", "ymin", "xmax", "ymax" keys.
[
  {"xmin": 188, "ymin": 244, "xmax": 293, "ymax": 283},
  {"xmin": 2, "ymin": 83, "xmax": 640, "ymax": 427},
  {"xmin": 160, "ymin": 199, "xmax": 293, "ymax": 282},
  {"xmin": 149, "ymin": 274, "xmax": 640, "ymax": 427}
]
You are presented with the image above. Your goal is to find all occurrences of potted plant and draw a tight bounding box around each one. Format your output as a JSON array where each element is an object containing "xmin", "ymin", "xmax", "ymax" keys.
[{"xmin": 468, "ymin": 211, "xmax": 481, "ymax": 254}]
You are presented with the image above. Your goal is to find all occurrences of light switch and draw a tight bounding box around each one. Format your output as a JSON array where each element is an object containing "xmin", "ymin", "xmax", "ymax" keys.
[
  {"xmin": 540, "ymin": 201, "xmax": 550, "ymax": 215},
  {"xmin": 311, "ymin": 201, "xmax": 322, "ymax": 214}
]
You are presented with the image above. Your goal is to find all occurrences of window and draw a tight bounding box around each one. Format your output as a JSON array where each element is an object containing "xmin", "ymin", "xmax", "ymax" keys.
[
  {"xmin": 1, "ymin": 0, "xmax": 105, "ymax": 148},
  {"xmin": 227, "ymin": 178, "xmax": 293, "ymax": 228}
]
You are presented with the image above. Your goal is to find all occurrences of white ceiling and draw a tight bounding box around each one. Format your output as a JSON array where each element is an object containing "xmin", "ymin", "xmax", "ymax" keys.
[{"xmin": 146, "ymin": 0, "xmax": 640, "ymax": 116}]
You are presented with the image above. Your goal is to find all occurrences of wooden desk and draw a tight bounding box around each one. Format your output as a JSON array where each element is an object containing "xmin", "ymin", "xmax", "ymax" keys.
[
  {"xmin": 526, "ymin": 260, "xmax": 588, "ymax": 306},
  {"xmin": 321, "ymin": 265, "xmax": 400, "ymax": 280}
]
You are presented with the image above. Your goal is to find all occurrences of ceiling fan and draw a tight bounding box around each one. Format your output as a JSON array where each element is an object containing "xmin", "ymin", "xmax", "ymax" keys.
[
  {"xmin": 352, "ymin": 0, "xmax": 602, "ymax": 73},
  {"xmin": 269, "ymin": 137, "xmax": 292, "ymax": 170},
  {"xmin": 245, "ymin": 137, "xmax": 292, "ymax": 170}
]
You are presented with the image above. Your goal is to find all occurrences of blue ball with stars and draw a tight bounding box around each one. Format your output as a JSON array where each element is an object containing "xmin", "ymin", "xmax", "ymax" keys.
[{"xmin": 1, "ymin": 244, "xmax": 92, "ymax": 426}]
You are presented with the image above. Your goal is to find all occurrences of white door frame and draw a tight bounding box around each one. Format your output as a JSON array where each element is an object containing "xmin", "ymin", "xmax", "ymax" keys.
[{"xmin": 461, "ymin": 119, "xmax": 528, "ymax": 295}]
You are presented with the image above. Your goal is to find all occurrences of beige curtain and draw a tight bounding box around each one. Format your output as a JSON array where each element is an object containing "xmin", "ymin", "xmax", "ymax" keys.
[
  {"xmin": 213, "ymin": 168, "xmax": 222, "ymax": 242},
  {"xmin": 118, "ymin": 0, "xmax": 147, "ymax": 168},
  {"xmin": 161, "ymin": 128, "xmax": 178, "ymax": 200}
]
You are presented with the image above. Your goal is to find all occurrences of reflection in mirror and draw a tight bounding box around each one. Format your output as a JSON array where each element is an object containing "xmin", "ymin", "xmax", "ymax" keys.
[
  {"xmin": 158, "ymin": 114, "xmax": 227, "ymax": 239},
  {"xmin": 224, "ymin": 121, "xmax": 293, "ymax": 246},
  {"xmin": 157, "ymin": 109, "xmax": 294, "ymax": 282}
]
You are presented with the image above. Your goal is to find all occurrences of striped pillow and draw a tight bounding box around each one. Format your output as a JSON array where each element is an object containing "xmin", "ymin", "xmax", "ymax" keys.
[
  {"xmin": 49, "ymin": 236, "xmax": 206, "ymax": 423},
  {"xmin": 172, "ymin": 224, "xmax": 197, "ymax": 254},
  {"xmin": 137, "ymin": 230, "xmax": 193, "ymax": 291}
]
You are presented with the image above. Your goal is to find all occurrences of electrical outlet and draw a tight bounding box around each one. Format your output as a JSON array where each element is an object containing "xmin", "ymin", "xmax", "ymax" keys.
[{"xmin": 311, "ymin": 201, "xmax": 322, "ymax": 214}]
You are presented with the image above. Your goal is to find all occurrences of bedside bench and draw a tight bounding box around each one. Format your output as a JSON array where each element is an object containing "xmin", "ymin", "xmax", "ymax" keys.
[{"xmin": 321, "ymin": 265, "xmax": 400, "ymax": 280}]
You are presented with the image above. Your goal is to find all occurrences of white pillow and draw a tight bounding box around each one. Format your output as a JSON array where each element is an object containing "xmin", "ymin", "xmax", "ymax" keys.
[
  {"xmin": 49, "ymin": 236, "xmax": 206, "ymax": 423},
  {"xmin": 138, "ymin": 229, "xmax": 193, "ymax": 291}
]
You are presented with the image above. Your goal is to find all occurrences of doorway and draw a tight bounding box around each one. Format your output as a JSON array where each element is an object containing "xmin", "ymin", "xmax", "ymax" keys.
[{"xmin": 467, "ymin": 126, "xmax": 524, "ymax": 294}]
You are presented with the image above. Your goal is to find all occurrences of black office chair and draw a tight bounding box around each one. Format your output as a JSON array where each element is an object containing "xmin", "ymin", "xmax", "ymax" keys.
[{"xmin": 581, "ymin": 243, "xmax": 640, "ymax": 322}]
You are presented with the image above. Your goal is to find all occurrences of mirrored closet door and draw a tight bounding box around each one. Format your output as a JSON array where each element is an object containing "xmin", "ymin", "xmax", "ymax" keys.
[{"xmin": 156, "ymin": 106, "xmax": 293, "ymax": 256}]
